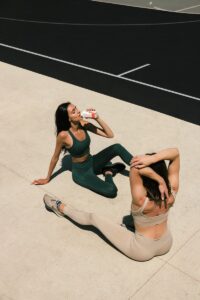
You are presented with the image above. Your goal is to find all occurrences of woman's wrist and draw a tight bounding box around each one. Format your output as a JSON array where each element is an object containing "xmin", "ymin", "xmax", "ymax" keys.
[
  {"xmin": 156, "ymin": 176, "xmax": 165, "ymax": 185},
  {"xmin": 149, "ymin": 154, "xmax": 157, "ymax": 164},
  {"xmin": 95, "ymin": 115, "xmax": 100, "ymax": 121}
]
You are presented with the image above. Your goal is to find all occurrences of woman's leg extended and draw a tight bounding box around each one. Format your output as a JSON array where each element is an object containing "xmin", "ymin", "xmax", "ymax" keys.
[
  {"xmin": 93, "ymin": 143, "xmax": 133, "ymax": 174},
  {"xmin": 44, "ymin": 195, "xmax": 155, "ymax": 260},
  {"xmin": 61, "ymin": 204, "xmax": 138, "ymax": 259}
]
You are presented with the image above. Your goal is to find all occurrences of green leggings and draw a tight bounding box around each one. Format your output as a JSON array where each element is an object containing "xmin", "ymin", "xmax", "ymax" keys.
[{"xmin": 72, "ymin": 143, "xmax": 133, "ymax": 198}]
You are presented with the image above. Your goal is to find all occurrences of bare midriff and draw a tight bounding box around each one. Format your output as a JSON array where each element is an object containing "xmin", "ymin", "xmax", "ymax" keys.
[
  {"xmin": 71, "ymin": 153, "xmax": 90, "ymax": 163},
  {"xmin": 135, "ymin": 220, "xmax": 168, "ymax": 240}
]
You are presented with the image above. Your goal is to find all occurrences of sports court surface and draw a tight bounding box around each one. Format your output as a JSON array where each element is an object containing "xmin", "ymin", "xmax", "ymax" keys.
[
  {"xmin": 0, "ymin": 1, "xmax": 200, "ymax": 299},
  {"xmin": 0, "ymin": 0, "xmax": 200, "ymax": 124}
]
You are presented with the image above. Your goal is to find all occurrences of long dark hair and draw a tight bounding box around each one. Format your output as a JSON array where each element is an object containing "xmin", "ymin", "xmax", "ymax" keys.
[
  {"xmin": 55, "ymin": 102, "xmax": 71, "ymax": 136},
  {"xmin": 142, "ymin": 153, "xmax": 171, "ymax": 208}
]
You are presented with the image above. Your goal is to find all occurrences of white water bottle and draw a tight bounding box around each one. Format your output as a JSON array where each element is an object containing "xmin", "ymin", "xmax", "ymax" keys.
[{"xmin": 81, "ymin": 110, "xmax": 97, "ymax": 119}]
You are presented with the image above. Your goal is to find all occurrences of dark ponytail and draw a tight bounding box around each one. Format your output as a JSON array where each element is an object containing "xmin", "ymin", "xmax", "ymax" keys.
[{"xmin": 142, "ymin": 153, "xmax": 171, "ymax": 208}]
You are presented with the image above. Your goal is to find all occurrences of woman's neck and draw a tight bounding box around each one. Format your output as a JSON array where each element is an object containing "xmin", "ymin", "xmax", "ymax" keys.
[{"xmin": 70, "ymin": 121, "xmax": 80, "ymax": 132}]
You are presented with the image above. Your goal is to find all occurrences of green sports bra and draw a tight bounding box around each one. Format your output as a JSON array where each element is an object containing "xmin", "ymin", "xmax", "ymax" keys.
[{"xmin": 66, "ymin": 127, "xmax": 91, "ymax": 158}]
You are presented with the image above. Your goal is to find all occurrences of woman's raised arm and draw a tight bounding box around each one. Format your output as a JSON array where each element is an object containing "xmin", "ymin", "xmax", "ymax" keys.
[
  {"xmin": 131, "ymin": 148, "xmax": 180, "ymax": 192},
  {"xmin": 129, "ymin": 167, "xmax": 146, "ymax": 205},
  {"xmin": 82, "ymin": 109, "xmax": 114, "ymax": 138}
]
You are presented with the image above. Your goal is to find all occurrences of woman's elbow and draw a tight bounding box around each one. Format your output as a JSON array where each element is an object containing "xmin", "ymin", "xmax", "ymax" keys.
[
  {"xmin": 109, "ymin": 133, "xmax": 114, "ymax": 138},
  {"xmin": 174, "ymin": 148, "xmax": 180, "ymax": 157},
  {"xmin": 107, "ymin": 131, "xmax": 114, "ymax": 138}
]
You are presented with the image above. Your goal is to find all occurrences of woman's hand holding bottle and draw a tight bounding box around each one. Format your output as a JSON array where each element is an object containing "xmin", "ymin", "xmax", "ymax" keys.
[{"xmin": 81, "ymin": 108, "xmax": 99, "ymax": 119}]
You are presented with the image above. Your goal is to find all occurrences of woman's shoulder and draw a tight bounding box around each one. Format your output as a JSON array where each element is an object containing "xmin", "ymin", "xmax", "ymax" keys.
[
  {"xmin": 168, "ymin": 179, "xmax": 178, "ymax": 201},
  {"xmin": 132, "ymin": 194, "xmax": 148, "ymax": 210},
  {"xmin": 168, "ymin": 188, "xmax": 177, "ymax": 206},
  {"xmin": 57, "ymin": 130, "xmax": 69, "ymax": 139},
  {"xmin": 57, "ymin": 131, "xmax": 72, "ymax": 148},
  {"xmin": 57, "ymin": 131, "xmax": 71, "ymax": 144},
  {"xmin": 171, "ymin": 188, "xmax": 177, "ymax": 198},
  {"xmin": 143, "ymin": 193, "xmax": 175, "ymax": 214}
]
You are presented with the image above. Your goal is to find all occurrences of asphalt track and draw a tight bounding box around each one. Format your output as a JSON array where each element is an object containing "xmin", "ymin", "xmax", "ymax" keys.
[{"xmin": 0, "ymin": 0, "xmax": 199, "ymax": 124}]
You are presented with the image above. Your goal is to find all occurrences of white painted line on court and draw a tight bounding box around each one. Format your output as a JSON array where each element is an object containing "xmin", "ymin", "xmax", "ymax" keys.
[
  {"xmin": 0, "ymin": 42, "xmax": 118, "ymax": 76},
  {"xmin": 0, "ymin": 42, "xmax": 200, "ymax": 102},
  {"xmin": 153, "ymin": 7, "xmax": 168, "ymax": 11},
  {"xmin": 118, "ymin": 64, "xmax": 150, "ymax": 77},
  {"xmin": 0, "ymin": 16, "xmax": 200, "ymax": 26},
  {"xmin": 176, "ymin": 4, "xmax": 200, "ymax": 12}
]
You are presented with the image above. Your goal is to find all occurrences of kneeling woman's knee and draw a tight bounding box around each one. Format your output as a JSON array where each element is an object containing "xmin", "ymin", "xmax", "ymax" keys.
[{"xmin": 111, "ymin": 143, "xmax": 123, "ymax": 153}]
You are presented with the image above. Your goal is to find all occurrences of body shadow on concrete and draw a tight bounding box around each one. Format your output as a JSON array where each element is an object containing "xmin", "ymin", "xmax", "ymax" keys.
[{"xmin": 45, "ymin": 204, "xmax": 136, "ymax": 260}]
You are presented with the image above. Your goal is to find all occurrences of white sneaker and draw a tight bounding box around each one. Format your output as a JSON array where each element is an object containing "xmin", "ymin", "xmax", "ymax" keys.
[{"xmin": 43, "ymin": 194, "xmax": 64, "ymax": 217}]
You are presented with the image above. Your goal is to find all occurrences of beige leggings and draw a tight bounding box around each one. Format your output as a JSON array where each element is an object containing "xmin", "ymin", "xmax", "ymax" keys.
[{"xmin": 63, "ymin": 205, "xmax": 173, "ymax": 261}]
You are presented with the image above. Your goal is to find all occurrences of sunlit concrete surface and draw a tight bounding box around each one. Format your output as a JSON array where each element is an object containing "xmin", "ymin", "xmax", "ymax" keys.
[
  {"xmin": 92, "ymin": 0, "xmax": 200, "ymax": 14},
  {"xmin": 0, "ymin": 62, "xmax": 200, "ymax": 299}
]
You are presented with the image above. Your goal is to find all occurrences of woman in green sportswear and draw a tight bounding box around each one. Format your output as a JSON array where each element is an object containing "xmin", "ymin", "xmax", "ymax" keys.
[{"xmin": 32, "ymin": 102, "xmax": 133, "ymax": 198}]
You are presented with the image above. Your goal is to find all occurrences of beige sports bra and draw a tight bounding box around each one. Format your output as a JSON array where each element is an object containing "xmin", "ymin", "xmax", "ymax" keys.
[{"xmin": 132, "ymin": 190, "xmax": 177, "ymax": 227}]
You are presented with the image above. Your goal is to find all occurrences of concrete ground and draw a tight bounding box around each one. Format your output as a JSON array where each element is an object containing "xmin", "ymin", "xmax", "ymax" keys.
[
  {"xmin": 93, "ymin": 0, "xmax": 200, "ymax": 14},
  {"xmin": 0, "ymin": 61, "xmax": 200, "ymax": 299}
]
